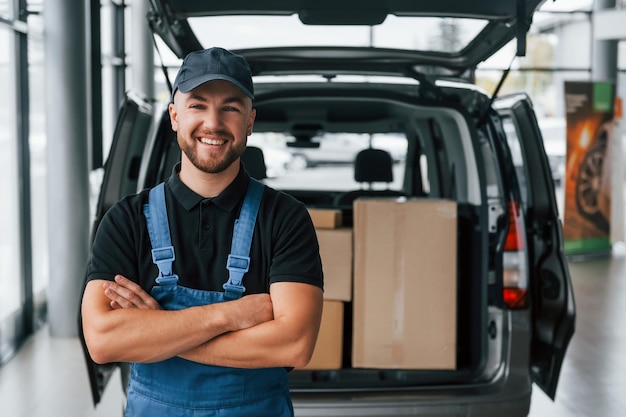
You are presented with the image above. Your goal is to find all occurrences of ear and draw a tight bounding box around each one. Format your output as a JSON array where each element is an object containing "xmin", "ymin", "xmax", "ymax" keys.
[
  {"xmin": 169, "ymin": 102, "xmax": 179, "ymax": 132},
  {"xmin": 247, "ymin": 108, "xmax": 256, "ymax": 136}
]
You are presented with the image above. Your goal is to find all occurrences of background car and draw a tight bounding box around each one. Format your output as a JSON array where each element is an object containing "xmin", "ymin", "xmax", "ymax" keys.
[
  {"xmin": 282, "ymin": 132, "xmax": 407, "ymax": 169},
  {"xmin": 81, "ymin": 1, "xmax": 575, "ymax": 416}
]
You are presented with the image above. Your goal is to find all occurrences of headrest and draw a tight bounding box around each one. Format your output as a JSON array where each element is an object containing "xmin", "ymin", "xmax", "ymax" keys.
[
  {"xmin": 241, "ymin": 146, "xmax": 267, "ymax": 180},
  {"xmin": 354, "ymin": 148, "xmax": 393, "ymax": 183}
]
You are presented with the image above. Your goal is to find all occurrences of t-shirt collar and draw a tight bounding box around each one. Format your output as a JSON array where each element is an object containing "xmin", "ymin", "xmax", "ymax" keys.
[{"xmin": 167, "ymin": 162, "xmax": 250, "ymax": 212}]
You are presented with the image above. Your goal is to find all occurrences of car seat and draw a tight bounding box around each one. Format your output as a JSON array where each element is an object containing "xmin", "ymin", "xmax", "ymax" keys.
[
  {"xmin": 334, "ymin": 148, "xmax": 405, "ymax": 208},
  {"xmin": 241, "ymin": 146, "xmax": 267, "ymax": 180}
]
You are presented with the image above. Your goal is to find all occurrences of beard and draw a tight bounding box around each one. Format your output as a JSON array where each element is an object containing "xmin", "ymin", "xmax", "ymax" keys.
[{"xmin": 179, "ymin": 134, "xmax": 246, "ymax": 174}]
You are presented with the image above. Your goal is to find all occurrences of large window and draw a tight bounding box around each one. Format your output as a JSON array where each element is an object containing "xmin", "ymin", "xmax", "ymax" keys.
[
  {"xmin": 0, "ymin": 26, "xmax": 22, "ymax": 362},
  {"xmin": 0, "ymin": 0, "xmax": 11, "ymax": 19},
  {"xmin": 28, "ymin": 12, "xmax": 47, "ymax": 321},
  {"xmin": 477, "ymin": 9, "xmax": 593, "ymax": 120}
]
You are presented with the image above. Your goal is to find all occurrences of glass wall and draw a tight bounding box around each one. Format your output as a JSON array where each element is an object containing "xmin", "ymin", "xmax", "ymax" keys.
[
  {"xmin": 476, "ymin": 10, "xmax": 593, "ymax": 120},
  {"xmin": 0, "ymin": 0, "xmax": 44, "ymax": 364},
  {"xmin": 101, "ymin": 0, "xmax": 130, "ymax": 161},
  {"xmin": 0, "ymin": 0, "xmax": 11, "ymax": 19},
  {"xmin": 0, "ymin": 26, "xmax": 23, "ymax": 363},
  {"xmin": 28, "ymin": 12, "xmax": 47, "ymax": 325}
]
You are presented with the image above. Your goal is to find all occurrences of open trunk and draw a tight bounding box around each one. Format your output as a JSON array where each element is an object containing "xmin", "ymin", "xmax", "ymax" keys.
[{"xmin": 135, "ymin": 82, "xmax": 495, "ymax": 392}]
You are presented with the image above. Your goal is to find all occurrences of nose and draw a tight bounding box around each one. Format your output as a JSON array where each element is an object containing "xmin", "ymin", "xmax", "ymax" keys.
[{"xmin": 201, "ymin": 106, "xmax": 222, "ymax": 131}]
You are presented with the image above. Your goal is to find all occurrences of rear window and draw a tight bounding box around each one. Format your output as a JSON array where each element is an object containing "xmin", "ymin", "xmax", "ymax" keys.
[
  {"xmin": 187, "ymin": 15, "xmax": 488, "ymax": 54},
  {"xmin": 248, "ymin": 132, "xmax": 408, "ymax": 191}
]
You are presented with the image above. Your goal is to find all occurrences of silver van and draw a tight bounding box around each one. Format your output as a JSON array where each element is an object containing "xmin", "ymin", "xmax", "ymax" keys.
[{"xmin": 81, "ymin": 1, "xmax": 575, "ymax": 416}]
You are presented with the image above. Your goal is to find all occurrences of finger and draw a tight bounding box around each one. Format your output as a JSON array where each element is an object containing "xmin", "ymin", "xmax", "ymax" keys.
[
  {"xmin": 108, "ymin": 277, "xmax": 149, "ymax": 308},
  {"xmin": 105, "ymin": 281, "xmax": 136, "ymax": 303},
  {"xmin": 114, "ymin": 275, "xmax": 161, "ymax": 309},
  {"xmin": 114, "ymin": 275, "xmax": 145, "ymax": 294},
  {"xmin": 104, "ymin": 281, "xmax": 140, "ymax": 307},
  {"xmin": 104, "ymin": 285, "xmax": 136, "ymax": 309}
]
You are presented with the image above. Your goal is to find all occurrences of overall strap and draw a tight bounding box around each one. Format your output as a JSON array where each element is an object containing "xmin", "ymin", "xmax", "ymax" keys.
[
  {"xmin": 223, "ymin": 178, "xmax": 264, "ymax": 300},
  {"xmin": 143, "ymin": 182, "xmax": 178, "ymax": 286}
]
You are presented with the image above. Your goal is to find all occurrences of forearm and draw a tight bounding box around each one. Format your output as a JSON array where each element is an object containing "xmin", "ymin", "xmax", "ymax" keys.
[
  {"xmin": 180, "ymin": 283, "xmax": 323, "ymax": 368},
  {"xmin": 179, "ymin": 318, "xmax": 313, "ymax": 368},
  {"xmin": 83, "ymin": 297, "xmax": 230, "ymax": 364},
  {"xmin": 82, "ymin": 278, "xmax": 274, "ymax": 364}
]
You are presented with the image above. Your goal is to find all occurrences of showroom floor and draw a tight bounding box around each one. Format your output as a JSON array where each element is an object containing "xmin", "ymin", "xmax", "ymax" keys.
[
  {"xmin": 0, "ymin": 243, "xmax": 624, "ymax": 416},
  {"xmin": 529, "ymin": 244, "xmax": 626, "ymax": 417}
]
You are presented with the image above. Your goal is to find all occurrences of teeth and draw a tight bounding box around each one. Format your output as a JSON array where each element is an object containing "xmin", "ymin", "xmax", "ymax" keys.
[{"xmin": 199, "ymin": 138, "xmax": 224, "ymax": 145}]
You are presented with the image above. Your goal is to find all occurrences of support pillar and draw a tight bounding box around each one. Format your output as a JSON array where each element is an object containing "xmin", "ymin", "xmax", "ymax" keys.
[
  {"xmin": 44, "ymin": 0, "xmax": 90, "ymax": 337},
  {"xmin": 591, "ymin": 0, "xmax": 623, "ymax": 244},
  {"xmin": 131, "ymin": 0, "xmax": 155, "ymax": 101},
  {"xmin": 592, "ymin": 0, "xmax": 618, "ymax": 82}
]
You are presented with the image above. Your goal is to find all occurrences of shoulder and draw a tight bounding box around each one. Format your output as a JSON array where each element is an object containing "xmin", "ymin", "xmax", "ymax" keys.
[
  {"xmin": 96, "ymin": 188, "xmax": 152, "ymax": 235},
  {"xmin": 260, "ymin": 185, "xmax": 314, "ymax": 227},
  {"xmin": 260, "ymin": 184, "xmax": 308, "ymax": 213},
  {"xmin": 104, "ymin": 189, "xmax": 150, "ymax": 218},
  {"xmin": 88, "ymin": 189, "xmax": 155, "ymax": 284},
  {"xmin": 257, "ymin": 186, "xmax": 317, "ymax": 244}
]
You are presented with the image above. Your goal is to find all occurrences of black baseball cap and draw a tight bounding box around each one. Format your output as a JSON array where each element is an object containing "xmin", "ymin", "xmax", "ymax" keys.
[{"xmin": 170, "ymin": 47, "xmax": 254, "ymax": 102}]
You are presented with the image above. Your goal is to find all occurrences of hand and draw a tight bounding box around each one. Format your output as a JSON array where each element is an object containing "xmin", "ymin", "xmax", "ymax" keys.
[
  {"xmin": 225, "ymin": 293, "xmax": 274, "ymax": 331},
  {"xmin": 103, "ymin": 275, "xmax": 272, "ymax": 331},
  {"xmin": 103, "ymin": 275, "xmax": 162, "ymax": 310}
]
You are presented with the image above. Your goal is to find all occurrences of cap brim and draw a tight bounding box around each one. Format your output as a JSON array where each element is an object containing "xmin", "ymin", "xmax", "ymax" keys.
[{"xmin": 177, "ymin": 74, "xmax": 254, "ymax": 100}]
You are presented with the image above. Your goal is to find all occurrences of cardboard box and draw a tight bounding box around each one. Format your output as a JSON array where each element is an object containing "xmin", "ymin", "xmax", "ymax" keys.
[
  {"xmin": 316, "ymin": 228, "xmax": 353, "ymax": 301},
  {"xmin": 352, "ymin": 198, "xmax": 457, "ymax": 370},
  {"xmin": 300, "ymin": 300, "xmax": 344, "ymax": 370},
  {"xmin": 308, "ymin": 208, "xmax": 343, "ymax": 229}
]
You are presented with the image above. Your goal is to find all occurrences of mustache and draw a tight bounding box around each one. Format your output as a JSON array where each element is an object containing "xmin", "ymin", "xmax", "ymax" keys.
[{"xmin": 197, "ymin": 130, "xmax": 233, "ymax": 141}]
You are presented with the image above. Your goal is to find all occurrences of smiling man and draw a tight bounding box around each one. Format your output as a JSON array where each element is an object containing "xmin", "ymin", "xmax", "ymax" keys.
[{"xmin": 81, "ymin": 47, "xmax": 324, "ymax": 417}]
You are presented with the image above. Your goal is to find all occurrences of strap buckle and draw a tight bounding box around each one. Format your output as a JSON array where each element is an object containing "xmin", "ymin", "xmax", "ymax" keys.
[
  {"xmin": 223, "ymin": 254, "xmax": 250, "ymax": 299},
  {"xmin": 226, "ymin": 254, "xmax": 250, "ymax": 278},
  {"xmin": 152, "ymin": 246, "xmax": 175, "ymax": 277}
]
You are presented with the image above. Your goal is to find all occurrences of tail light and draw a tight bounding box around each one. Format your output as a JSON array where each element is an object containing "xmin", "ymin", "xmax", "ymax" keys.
[{"xmin": 502, "ymin": 201, "xmax": 528, "ymax": 308}]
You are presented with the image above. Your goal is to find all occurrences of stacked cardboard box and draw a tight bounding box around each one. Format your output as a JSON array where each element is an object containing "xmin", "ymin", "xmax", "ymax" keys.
[
  {"xmin": 304, "ymin": 201, "xmax": 458, "ymax": 371},
  {"xmin": 314, "ymin": 228, "xmax": 352, "ymax": 302},
  {"xmin": 308, "ymin": 209, "xmax": 352, "ymax": 302},
  {"xmin": 303, "ymin": 209, "xmax": 351, "ymax": 369},
  {"xmin": 308, "ymin": 208, "xmax": 343, "ymax": 229},
  {"xmin": 352, "ymin": 198, "xmax": 457, "ymax": 370},
  {"xmin": 300, "ymin": 300, "xmax": 344, "ymax": 370}
]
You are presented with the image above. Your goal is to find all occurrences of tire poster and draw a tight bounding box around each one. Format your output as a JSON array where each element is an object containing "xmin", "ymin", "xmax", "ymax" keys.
[{"xmin": 563, "ymin": 81, "xmax": 616, "ymax": 255}]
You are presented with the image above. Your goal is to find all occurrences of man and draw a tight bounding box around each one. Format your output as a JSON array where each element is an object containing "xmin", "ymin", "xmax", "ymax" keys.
[{"xmin": 81, "ymin": 47, "xmax": 324, "ymax": 416}]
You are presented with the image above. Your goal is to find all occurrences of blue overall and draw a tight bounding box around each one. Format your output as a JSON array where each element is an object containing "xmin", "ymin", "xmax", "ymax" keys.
[{"xmin": 124, "ymin": 179, "xmax": 293, "ymax": 417}]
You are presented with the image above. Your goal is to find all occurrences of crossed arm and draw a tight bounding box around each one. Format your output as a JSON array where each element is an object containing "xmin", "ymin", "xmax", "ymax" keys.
[{"xmin": 81, "ymin": 276, "xmax": 323, "ymax": 368}]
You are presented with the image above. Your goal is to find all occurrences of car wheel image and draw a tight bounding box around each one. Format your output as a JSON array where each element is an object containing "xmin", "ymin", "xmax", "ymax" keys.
[{"xmin": 575, "ymin": 134, "xmax": 609, "ymax": 232}]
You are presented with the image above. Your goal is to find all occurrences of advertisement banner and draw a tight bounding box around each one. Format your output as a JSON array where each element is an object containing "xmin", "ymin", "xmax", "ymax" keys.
[{"xmin": 563, "ymin": 81, "xmax": 616, "ymax": 255}]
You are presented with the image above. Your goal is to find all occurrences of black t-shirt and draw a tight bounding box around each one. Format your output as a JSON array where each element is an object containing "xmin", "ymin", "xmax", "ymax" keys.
[{"xmin": 87, "ymin": 164, "xmax": 324, "ymax": 295}]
